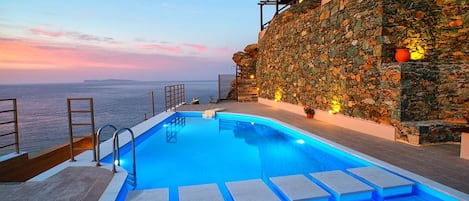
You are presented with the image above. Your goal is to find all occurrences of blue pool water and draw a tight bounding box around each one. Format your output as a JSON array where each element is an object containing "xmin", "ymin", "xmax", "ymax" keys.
[{"xmin": 102, "ymin": 112, "xmax": 459, "ymax": 201}]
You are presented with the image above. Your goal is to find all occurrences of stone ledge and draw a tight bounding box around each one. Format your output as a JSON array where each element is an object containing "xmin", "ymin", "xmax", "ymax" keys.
[{"xmin": 400, "ymin": 120, "xmax": 468, "ymax": 145}]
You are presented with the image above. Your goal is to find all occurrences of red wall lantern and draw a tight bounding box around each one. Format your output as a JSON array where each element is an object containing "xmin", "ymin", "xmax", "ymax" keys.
[{"xmin": 395, "ymin": 49, "xmax": 410, "ymax": 62}]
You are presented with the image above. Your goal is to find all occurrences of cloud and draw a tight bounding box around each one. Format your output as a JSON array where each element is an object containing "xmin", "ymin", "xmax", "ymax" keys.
[
  {"xmin": 0, "ymin": 37, "xmax": 235, "ymax": 84},
  {"xmin": 141, "ymin": 43, "xmax": 182, "ymax": 54},
  {"xmin": 29, "ymin": 28, "xmax": 64, "ymax": 37},
  {"xmin": 29, "ymin": 27, "xmax": 117, "ymax": 44},
  {"xmin": 182, "ymin": 43, "xmax": 206, "ymax": 52}
]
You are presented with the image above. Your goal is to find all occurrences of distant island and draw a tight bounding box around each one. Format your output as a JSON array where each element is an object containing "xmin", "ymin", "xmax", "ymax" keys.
[{"xmin": 83, "ymin": 79, "xmax": 138, "ymax": 83}]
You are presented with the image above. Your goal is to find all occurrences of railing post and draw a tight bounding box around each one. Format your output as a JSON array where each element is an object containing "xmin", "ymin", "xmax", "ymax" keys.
[
  {"xmin": 172, "ymin": 86, "xmax": 176, "ymax": 111},
  {"xmin": 151, "ymin": 91, "xmax": 155, "ymax": 116},
  {"xmin": 12, "ymin": 99, "xmax": 19, "ymax": 153},
  {"xmin": 260, "ymin": 3, "xmax": 264, "ymax": 30},
  {"xmin": 67, "ymin": 99, "xmax": 75, "ymax": 161},
  {"xmin": 182, "ymin": 84, "xmax": 185, "ymax": 104},
  {"xmin": 89, "ymin": 98, "xmax": 96, "ymax": 161}
]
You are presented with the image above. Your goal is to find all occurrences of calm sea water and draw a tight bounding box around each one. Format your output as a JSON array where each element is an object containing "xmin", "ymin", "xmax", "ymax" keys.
[{"xmin": 0, "ymin": 80, "xmax": 228, "ymax": 156}]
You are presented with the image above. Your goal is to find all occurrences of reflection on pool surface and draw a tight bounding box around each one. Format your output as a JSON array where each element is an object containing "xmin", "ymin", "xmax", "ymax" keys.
[{"xmin": 102, "ymin": 112, "xmax": 462, "ymax": 201}]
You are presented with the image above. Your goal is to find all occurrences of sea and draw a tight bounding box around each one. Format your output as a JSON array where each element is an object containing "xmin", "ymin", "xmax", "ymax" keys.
[{"xmin": 0, "ymin": 78, "xmax": 234, "ymax": 156}]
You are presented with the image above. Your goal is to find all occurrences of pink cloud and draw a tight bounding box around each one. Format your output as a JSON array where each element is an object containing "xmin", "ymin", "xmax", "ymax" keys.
[
  {"xmin": 182, "ymin": 43, "xmax": 206, "ymax": 52},
  {"xmin": 29, "ymin": 28, "xmax": 64, "ymax": 37},
  {"xmin": 142, "ymin": 44, "xmax": 182, "ymax": 53}
]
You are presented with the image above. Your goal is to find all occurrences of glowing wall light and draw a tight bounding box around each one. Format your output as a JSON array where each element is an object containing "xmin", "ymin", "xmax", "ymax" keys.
[
  {"xmin": 250, "ymin": 74, "xmax": 255, "ymax": 79},
  {"xmin": 329, "ymin": 97, "xmax": 341, "ymax": 114},
  {"xmin": 404, "ymin": 38, "xmax": 425, "ymax": 61},
  {"xmin": 275, "ymin": 90, "xmax": 283, "ymax": 102}
]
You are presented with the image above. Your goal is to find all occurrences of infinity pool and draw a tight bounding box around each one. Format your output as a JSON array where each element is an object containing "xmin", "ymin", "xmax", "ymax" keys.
[{"xmin": 102, "ymin": 112, "xmax": 462, "ymax": 201}]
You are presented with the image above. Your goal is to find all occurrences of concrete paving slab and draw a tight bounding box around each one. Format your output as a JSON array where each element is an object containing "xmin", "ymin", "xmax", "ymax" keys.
[
  {"xmin": 270, "ymin": 174, "xmax": 330, "ymax": 201},
  {"xmin": 226, "ymin": 179, "xmax": 280, "ymax": 201},
  {"xmin": 347, "ymin": 166, "xmax": 414, "ymax": 198},
  {"xmin": 126, "ymin": 188, "xmax": 169, "ymax": 201},
  {"xmin": 178, "ymin": 183, "xmax": 223, "ymax": 201},
  {"xmin": 310, "ymin": 170, "xmax": 374, "ymax": 201}
]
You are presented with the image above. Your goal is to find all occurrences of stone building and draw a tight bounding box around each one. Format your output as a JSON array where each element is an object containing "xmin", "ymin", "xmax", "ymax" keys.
[{"xmin": 237, "ymin": 0, "xmax": 468, "ymax": 144}]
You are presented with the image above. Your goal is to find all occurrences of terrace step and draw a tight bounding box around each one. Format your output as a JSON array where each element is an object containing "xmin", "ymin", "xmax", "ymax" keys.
[
  {"xmin": 226, "ymin": 179, "xmax": 280, "ymax": 201},
  {"xmin": 347, "ymin": 166, "xmax": 414, "ymax": 198},
  {"xmin": 126, "ymin": 188, "xmax": 169, "ymax": 201},
  {"xmin": 178, "ymin": 183, "xmax": 223, "ymax": 201},
  {"xmin": 310, "ymin": 170, "xmax": 374, "ymax": 201},
  {"xmin": 270, "ymin": 174, "xmax": 330, "ymax": 201}
]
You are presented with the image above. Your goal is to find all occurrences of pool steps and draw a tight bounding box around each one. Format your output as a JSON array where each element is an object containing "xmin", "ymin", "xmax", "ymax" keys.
[
  {"xmin": 226, "ymin": 179, "xmax": 281, "ymax": 201},
  {"xmin": 310, "ymin": 170, "xmax": 374, "ymax": 201},
  {"xmin": 125, "ymin": 167, "xmax": 415, "ymax": 201},
  {"xmin": 270, "ymin": 174, "xmax": 330, "ymax": 201},
  {"xmin": 125, "ymin": 188, "xmax": 169, "ymax": 200},
  {"xmin": 178, "ymin": 183, "xmax": 224, "ymax": 201},
  {"xmin": 347, "ymin": 166, "xmax": 414, "ymax": 198}
]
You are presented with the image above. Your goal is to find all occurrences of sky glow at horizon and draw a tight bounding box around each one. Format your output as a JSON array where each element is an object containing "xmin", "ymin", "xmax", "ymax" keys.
[{"xmin": 0, "ymin": 1, "xmax": 275, "ymax": 84}]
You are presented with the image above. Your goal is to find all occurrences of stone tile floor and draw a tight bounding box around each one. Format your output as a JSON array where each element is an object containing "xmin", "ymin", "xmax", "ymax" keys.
[
  {"xmin": 0, "ymin": 166, "xmax": 112, "ymax": 201},
  {"xmin": 178, "ymin": 101, "xmax": 469, "ymax": 193}
]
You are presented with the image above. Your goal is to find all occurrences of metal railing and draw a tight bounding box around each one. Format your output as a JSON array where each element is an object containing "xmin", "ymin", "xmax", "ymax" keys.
[
  {"xmin": 0, "ymin": 98, "xmax": 20, "ymax": 154},
  {"xmin": 164, "ymin": 84, "xmax": 185, "ymax": 112},
  {"xmin": 258, "ymin": 0, "xmax": 298, "ymax": 30},
  {"xmin": 95, "ymin": 124, "xmax": 117, "ymax": 166},
  {"xmin": 67, "ymin": 98, "xmax": 96, "ymax": 161}
]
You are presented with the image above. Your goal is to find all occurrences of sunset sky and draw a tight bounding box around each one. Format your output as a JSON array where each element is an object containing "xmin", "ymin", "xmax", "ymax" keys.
[{"xmin": 0, "ymin": 1, "xmax": 275, "ymax": 84}]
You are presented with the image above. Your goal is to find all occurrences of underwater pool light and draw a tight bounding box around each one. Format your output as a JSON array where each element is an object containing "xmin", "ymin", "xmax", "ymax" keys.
[
  {"xmin": 296, "ymin": 139, "xmax": 305, "ymax": 144},
  {"xmin": 114, "ymin": 159, "xmax": 125, "ymax": 166}
]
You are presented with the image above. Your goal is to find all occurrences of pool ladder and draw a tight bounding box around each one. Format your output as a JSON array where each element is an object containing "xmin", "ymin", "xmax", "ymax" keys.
[{"xmin": 95, "ymin": 125, "xmax": 137, "ymax": 189}]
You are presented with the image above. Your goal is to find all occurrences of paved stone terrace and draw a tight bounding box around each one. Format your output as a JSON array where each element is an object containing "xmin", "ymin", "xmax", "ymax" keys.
[
  {"xmin": 178, "ymin": 101, "xmax": 469, "ymax": 194},
  {"xmin": 0, "ymin": 166, "xmax": 112, "ymax": 201}
]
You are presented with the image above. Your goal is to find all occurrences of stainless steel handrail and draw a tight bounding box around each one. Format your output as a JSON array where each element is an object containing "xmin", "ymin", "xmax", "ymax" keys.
[
  {"xmin": 112, "ymin": 128, "xmax": 137, "ymax": 188},
  {"xmin": 95, "ymin": 124, "xmax": 117, "ymax": 166}
]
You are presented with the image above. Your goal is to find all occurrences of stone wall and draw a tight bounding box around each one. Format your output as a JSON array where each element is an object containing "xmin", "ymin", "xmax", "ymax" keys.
[
  {"xmin": 381, "ymin": 62, "xmax": 469, "ymax": 122},
  {"xmin": 383, "ymin": 0, "xmax": 469, "ymax": 63},
  {"xmin": 256, "ymin": 0, "xmax": 468, "ymax": 143},
  {"xmin": 258, "ymin": 0, "xmax": 389, "ymax": 123},
  {"xmin": 382, "ymin": 62, "xmax": 469, "ymax": 142}
]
